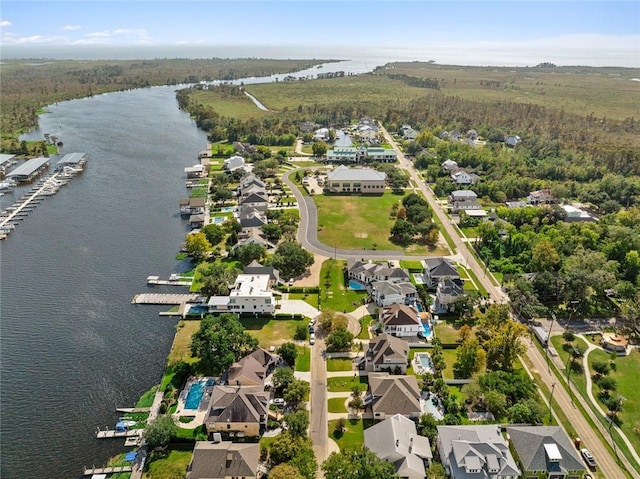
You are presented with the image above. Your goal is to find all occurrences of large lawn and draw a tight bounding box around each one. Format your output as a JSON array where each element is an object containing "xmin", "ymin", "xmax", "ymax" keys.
[
  {"xmin": 328, "ymin": 397, "xmax": 349, "ymax": 413},
  {"xmin": 315, "ymin": 193, "xmax": 429, "ymax": 254},
  {"xmin": 327, "ymin": 358, "xmax": 354, "ymax": 372},
  {"xmin": 327, "ymin": 375, "xmax": 368, "ymax": 392},
  {"xmin": 329, "ymin": 418, "xmax": 369, "ymax": 452},
  {"xmin": 320, "ymin": 259, "xmax": 367, "ymax": 313},
  {"xmin": 167, "ymin": 320, "xmax": 201, "ymax": 366},
  {"xmin": 144, "ymin": 448, "xmax": 193, "ymax": 479},
  {"xmin": 289, "ymin": 292, "xmax": 319, "ymax": 309},
  {"xmin": 295, "ymin": 345, "xmax": 311, "ymax": 372},
  {"xmin": 240, "ymin": 317, "xmax": 303, "ymax": 348}
]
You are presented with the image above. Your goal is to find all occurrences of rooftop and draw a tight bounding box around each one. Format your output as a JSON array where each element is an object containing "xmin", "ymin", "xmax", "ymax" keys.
[
  {"xmin": 6, "ymin": 157, "xmax": 50, "ymax": 178},
  {"xmin": 327, "ymin": 165, "xmax": 386, "ymax": 182},
  {"xmin": 230, "ymin": 274, "xmax": 272, "ymax": 298}
]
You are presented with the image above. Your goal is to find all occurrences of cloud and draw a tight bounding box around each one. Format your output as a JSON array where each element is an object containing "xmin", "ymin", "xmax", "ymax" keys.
[
  {"xmin": 62, "ymin": 25, "xmax": 82, "ymax": 32},
  {"xmin": 0, "ymin": 20, "xmax": 12, "ymax": 27},
  {"xmin": 77, "ymin": 28, "xmax": 151, "ymax": 44}
]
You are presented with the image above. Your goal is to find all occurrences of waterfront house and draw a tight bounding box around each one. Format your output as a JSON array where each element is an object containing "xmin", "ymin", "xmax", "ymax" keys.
[
  {"xmin": 324, "ymin": 165, "xmax": 386, "ymax": 194},
  {"xmin": 228, "ymin": 274, "xmax": 275, "ymax": 315},
  {"xmin": 185, "ymin": 164, "xmax": 206, "ymax": 179},
  {"xmin": 205, "ymin": 385, "xmax": 269, "ymax": 439},
  {"xmin": 437, "ymin": 425, "xmax": 520, "ymax": 479},
  {"xmin": 227, "ymin": 348, "xmax": 278, "ymax": 387},
  {"xmin": 369, "ymin": 280, "xmax": 417, "ymax": 307},
  {"xmin": 187, "ymin": 440, "xmax": 260, "ymax": 479},
  {"xmin": 365, "ymin": 414, "xmax": 432, "ymax": 479},
  {"xmin": 235, "ymin": 227, "xmax": 275, "ymax": 251},
  {"xmin": 365, "ymin": 373, "xmax": 422, "ymax": 420},
  {"xmin": 239, "ymin": 192, "xmax": 269, "ymax": 212},
  {"xmin": 179, "ymin": 197, "xmax": 206, "ymax": 215},
  {"xmin": 365, "ymin": 333, "xmax": 410, "ymax": 374},
  {"xmin": 224, "ymin": 155, "xmax": 246, "ymax": 172},
  {"xmin": 189, "ymin": 214, "xmax": 205, "ymax": 229},
  {"xmin": 243, "ymin": 260, "xmax": 281, "ymax": 284},
  {"xmin": 239, "ymin": 208, "xmax": 267, "ymax": 229},
  {"xmin": 422, "ymin": 257, "xmax": 460, "ymax": 289},
  {"xmin": 378, "ymin": 304, "xmax": 423, "ymax": 338},
  {"xmin": 505, "ymin": 425, "xmax": 586, "ymax": 479},
  {"xmin": 239, "ymin": 173, "xmax": 266, "ymax": 190}
]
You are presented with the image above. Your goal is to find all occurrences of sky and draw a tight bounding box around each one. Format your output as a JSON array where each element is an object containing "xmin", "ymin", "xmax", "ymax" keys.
[{"xmin": 1, "ymin": 1, "xmax": 639, "ymax": 66}]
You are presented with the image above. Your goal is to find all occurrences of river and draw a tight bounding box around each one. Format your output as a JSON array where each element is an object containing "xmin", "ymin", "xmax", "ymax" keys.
[{"xmin": 0, "ymin": 59, "xmax": 384, "ymax": 478}]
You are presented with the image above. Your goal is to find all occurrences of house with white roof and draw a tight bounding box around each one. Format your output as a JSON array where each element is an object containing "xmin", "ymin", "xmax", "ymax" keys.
[
  {"xmin": 365, "ymin": 414, "xmax": 432, "ymax": 479},
  {"xmin": 325, "ymin": 165, "xmax": 386, "ymax": 194},
  {"xmin": 560, "ymin": 204, "xmax": 595, "ymax": 222},
  {"xmin": 347, "ymin": 260, "xmax": 410, "ymax": 285},
  {"xmin": 441, "ymin": 159, "xmax": 458, "ymax": 171},
  {"xmin": 224, "ymin": 155, "xmax": 246, "ymax": 172},
  {"xmin": 451, "ymin": 170, "xmax": 481, "ymax": 185},
  {"xmin": 437, "ymin": 425, "xmax": 520, "ymax": 479},
  {"xmin": 228, "ymin": 274, "xmax": 275, "ymax": 315}
]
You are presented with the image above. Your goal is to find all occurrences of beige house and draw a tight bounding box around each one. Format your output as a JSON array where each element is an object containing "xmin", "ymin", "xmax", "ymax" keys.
[
  {"xmin": 325, "ymin": 165, "xmax": 386, "ymax": 194},
  {"xmin": 227, "ymin": 348, "xmax": 278, "ymax": 387},
  {"xmin": 204, "ymin": 386, "xmax": 269, "ymax": 439},
  {"xmin": 365, "ymin": 373, "xmax": 421, "ymax": 420}
]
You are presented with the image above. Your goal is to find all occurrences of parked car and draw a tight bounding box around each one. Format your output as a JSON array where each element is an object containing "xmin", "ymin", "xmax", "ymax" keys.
[
  {"xmin": 272, "ymin": 398, "xmax": 286, "ymax": 407},
  {"xmin": 581, "ymin": 448, "xmax": 597, "ymax": 469},
  {"xmin": 288, "ymin": 278, "xmax": 294, "ymax": 286},
  {"xmin": 309, "ymin": 332, "xmax": 316, "ymax": 345}
]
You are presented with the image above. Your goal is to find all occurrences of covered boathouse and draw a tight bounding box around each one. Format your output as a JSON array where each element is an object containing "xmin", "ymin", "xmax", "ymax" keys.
[{"xmin": 5, "ymin": 157, "xmax": 50, "ymax": 183}]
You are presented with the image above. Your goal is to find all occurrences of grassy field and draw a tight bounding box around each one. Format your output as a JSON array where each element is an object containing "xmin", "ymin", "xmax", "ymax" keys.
[
  {"xmin": 320, "ymin": 259, "xmax": 367, "ymax": 313},
  {"xmin": 296, "ymin": 345, "xmax": 311, "ymax": 372},
  {"xmin": 327, "ymin": 358, "xmax": 354, "ymax": 372},
  {"xmin": 144, "ymin": 448, "xmax": 193, "ymax": 479},
  {"xmin": 382, "ymin": 62, "xmax": 640, "ymax": 122},
  {"xmin": 434, "ymin": 321, "xmax": 464, "ymax": 344},
  {"xmin": 289, "ymin": 292, "xmax": 320, "ymax": 309},
  {"xmin": 240, "ymin": 317, "xmax": 303, "ymax": 348},
  {"xmin": 357, "ymin": 316, "xmax": 373, "ymax": 340},
  {"xmin": 327, "ymin": 375, "xmax": 369, "ymax": 392},
  {"xmin": 167, "ymin": 320, "xmax": 202, "ymax": 366},
  {"xmin": 328, "ymin": 397, "xmax": 349, "ymax": 413},
  {"xmin": 441, "ymin": 348, "xmax": 459, "ymax": 380},
  {"xmin": 329, "ymin": 418, "xmax": 368, "ymax": 452}
]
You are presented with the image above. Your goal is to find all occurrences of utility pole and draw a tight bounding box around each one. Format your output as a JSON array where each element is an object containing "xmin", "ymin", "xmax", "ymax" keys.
[
  {"xmin": 548, "ymin": 382, "xmax": 556, "ymax": 423},
  {"xmin": 545, "ymin": 313, "xmax": 556, "ymax": 372}
]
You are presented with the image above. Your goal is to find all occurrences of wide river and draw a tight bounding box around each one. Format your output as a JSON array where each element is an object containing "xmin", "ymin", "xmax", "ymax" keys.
[{"xmin": 0, "ymin": 59, "xmax": 384, "ymax": 479}]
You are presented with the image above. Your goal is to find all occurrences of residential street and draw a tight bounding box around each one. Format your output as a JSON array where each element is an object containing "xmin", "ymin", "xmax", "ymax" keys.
[{"xmin": 309, "ymin": 336, "xmax": 329, "ymax": 477}]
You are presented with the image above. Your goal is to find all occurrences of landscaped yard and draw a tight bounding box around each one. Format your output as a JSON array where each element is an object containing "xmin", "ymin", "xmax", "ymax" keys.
[
  {"xmin": 144, "ymin": 448, "xmax": 194, "ymax": 479},
  {"xmin": 328, "ymin": 418, "xmax": 373, "ymax": 452},
  {"xmin": 434, "ymin": 321, "xmax": 464, "ymax": 344},
  {"xmin": 240, "ymin": 316, "xmax": 303, "ymax": 348},
  {"xmin": 320, "ymin": 259, "xmax": 367, "ymax": 312},
  {"xmin": 167, "ymin": 320, "xmax": 202, "ymax": 365},
  {"xmin": 327, "ymin": 358, "xmax": 354, "ymax": 372},
  {"xmin": 327, "ymin": 375, "xmax": 368, "ymax": 392},
  {"xmin": 328, "ymin": 397, "xmax": 348, "ymax": 413},
  {"xmin": 295, "ymin": 345, "xmax": 311, "ymax": 372},
  {"xmin": 357, "ymin": 316, "xmax": 373, "ymax": 340},
  {"xmin": 315, "ymin": 193, "xmax": 430, "ymax": 253},
  {"xmin": 441, "ymin": 348, "xmax": 458, "ymax": 380}
]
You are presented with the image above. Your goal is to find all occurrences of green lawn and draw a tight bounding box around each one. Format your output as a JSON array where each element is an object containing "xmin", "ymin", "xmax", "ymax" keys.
[
  {"xmin": 240, "ymin": 317, "xmax": 304, "ymax": 348},
  {"xmin": 357, "ymin": 316, "xmax": 373, "ymax": 340},
  {"xmin": 441, "ymin": 348, "xmax": 458, "ymax": 380},
  {"xmin": 289, "ymin": 292, "xmax": 320, "ymax": 309},
  {"xmin": 329, "ymin": 418, "xmax": 372, "ymax": 452},
  {"xmin": 328, "ymin": 397, "xmax": 349, "ymax": 413},
  {"xmin": 136, "ymin": 386, "xmax": 158, "ymax": 408},
  {"xmin": 327, "ymin": 358, "xmax": 354, "ymax": 372},
  {"xmin": 434, "ymin": 321, "xmax": 464, "ymax": 344},
  {"xmin": 144, "ymin": 448, "xmax": 193, "ymax": 479},
  {"xmin": 400, "ymin": 260, "xmax": 424, "ymax": 271},
  {"xmin": 295, "ymin": 345, "xmax": 311, "ymax": 372},
  {"xmin": 320, "ymin": 259, "xmax": 367, "ymax": 313},
  {"xmin": 314, "ymin": 193, "xmax": 433, "ymax": 254},
  {"xmin": 327, "ymin": 375, "xmax": 368, "ymax": 392}
]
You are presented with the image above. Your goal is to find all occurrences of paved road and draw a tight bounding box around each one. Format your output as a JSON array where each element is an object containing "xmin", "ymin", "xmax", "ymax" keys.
[
  {"xmin": 378, "ymin": 125, "xmax": 634, "ymax": 478},
  {"xmin": 309, "ymin": 336, "xmax": 329, "ymax": 476}
]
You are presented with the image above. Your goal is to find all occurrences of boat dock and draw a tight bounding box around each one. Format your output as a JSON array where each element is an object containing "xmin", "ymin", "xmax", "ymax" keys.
[
  {"xmin": 131, "ymin": 293, "xmax": 200, "ymax": 304},
  {"xmin": 116, "ymin": 407, "xmax": 151, "ymax": 413},
  {"xmin": 146, "ymin": 275, "xmax": 192, "ymax": 286},
  {"xmin": 83, "ymin": 466, "xmax": 133, "ymax": 476},
  {"xmin": 96, "ymin": 428, "xmax": 143, "ymax": 439}
]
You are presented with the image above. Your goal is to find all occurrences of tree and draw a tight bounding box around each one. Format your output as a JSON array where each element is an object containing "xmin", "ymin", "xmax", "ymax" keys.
[
  {"xmin": 267, "ymin": 242, "xmax": 314, "ymax": 280},
  {"xmin": 145, "ymin": 415, "xmax": 176, "ymax": 451},
  {"xmin": 312, "ymin": 141, "xmax": 327, "ymax": 156},
  {"xmin": 273, "ymin": 366, "xmax": 294, "ymax": 391},
  {"xmin": 483, "ymin": 390, "xmax": 507, "ymax": 417},
  {"xmin": 592, "ymin": 360, "xmax": 610, "ymax": 377},
  {"xmin": 283, "ymin": 377, "xmax": 310, "ymax": 408},
  {"xmin": 418, "ymin": 413, "xmax": 439, "ymax": 444},
  {"xmin": 294, "ymin": 323, "xmax": 308, "ymax": 340},
  {"xmin": 284, "ymin": 409, "xmax": 309, "ymax": 438},
  {"xmin": 269, "ymin": 432, "xmax": 297, "ymax": 464},
  {"xmin": 201, "ymin": 224, "xmax": 225, "ymax": 246},
  {"xmin": 198, "ymin": 262, "xmax": 241, "ymax": 297},
  {"xmin": 234, "ymin": 242, "xmax": 266, "ymax": 266},
  {"xmin": 278, "ymin": 341, "xmax": 298, "ymax": 367},
  {"xmin": 597, "ymin": 376, "xmax": 618, "ymax": 396},
  {"xmin": 530, "ymin": 239, "xmax": 560, "ymax": 272},
  {"xmin": 262, "ymin": 223, "xmax": 282, "ymax": 242},
  {"xmin": 325, "ymin": 327, "xmax": 354, "ymax": 352},
  {"xmin": 185, "ymin": 232, "xmax": 211, "ymax": 261},
  {"xmin": 453, "ymin": 337, "xmax": 484, "ymax": 379},
  {"xmin": 322, "ymin": 448, "xmax": 399, "ymax": 479},
  {"xmin": 190, "ymin": 313, "xmax": 258, "ymax": 374},
  {"xmin": 427, "ymin": 462, "xmax": 447, "ymax": 479},
  {"xmin": 288, "ymin": 442, "xmax": 318, "ymax": 479},
  {"xmin": 268, "ymin": 464, "xmax": 302, "ymax": 479},
  {"xmin": 507, "ymin": 399, "xmax": 544, "ymax": 424}
]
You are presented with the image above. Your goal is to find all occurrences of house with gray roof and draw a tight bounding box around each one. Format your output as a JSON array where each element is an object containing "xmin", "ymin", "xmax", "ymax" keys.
[
  {"xmin": 187, "ymin": 440, "xmax": 259, "ymax": 479},
  {"xmin": 235, "ymin": 227, "xmax": 275, "ymax": 251},
  {"xmin": 437, "ymin": 425, "xmax": 520, "ymax": 479},
  {"xmin": 239, "ymin": 173, "xmax": 265, "ymax": 190},
  {"xmin": 369, "ymin": 280, "xmax": 417, "ymax": 307},
  {"xmin": 365, "ymin": 413, "xmax": 432, "ymax": 479},
  {"xmin": 227, "ymin": 348, "xmax": 278, "ymax": 387},
  {"xmin": 423, "ymin": 257, "xmax": 460, "ymax": 289},
  {"xmin": 365, "ymin": 372, "xmax": 421, "ymax": 420},
  {"xmin": 435, "ymin": 278, "xmax": 465, "ymax": 313},
  {"xmin": 505, "ymin": 426, "xmax": 586, "ymax": 479},
  {"xmin": 239, "ymin": 208, "xmax": 267, "ymax": 228},
  {"xmin": 347, "ymin": 259, "xmax": 410, "ymax": 285},
  {"xmin": 205, "ymin": 386, "xmax": 269, "ymax": 439},
  {"xmin": 325, "ymin": 165, "xmax": 386, "ymax": 194},
  {"xmin": 365, "ymin": 333, "xmax": 410, "ymax": 374},
  {"xmin": 224, "ymin": 155, "xmax": 246, "ymax": 172},
  {"xmin": 378, "ymin": 304, "xmax": 423, "ymax": 338},
  {"xmin": 243, "ymin": 260, "xmax": 280, "ymax": 284}
]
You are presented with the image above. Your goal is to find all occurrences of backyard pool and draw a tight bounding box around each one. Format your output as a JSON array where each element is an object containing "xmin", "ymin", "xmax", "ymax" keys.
[
  {"xmin": 422, "ymin": 322, "xmax": 432, "ymax": 338},
  {"xmin": 185, "ymin": 380, "xmax": 206, "ymax": 409},
  {"xmin": 212, "ymin": 216, "xmax": 227, "ymax": 224},
  {"xmin": 187, "ymin": 305, "xmax": 209, "ymax": 315},
  {"xmin": 414, "ymin": 352, "xmax": 435, "ymax": 374},
  {"xmin": 348, "ymin": 280, "xmax": 367, "ymax": 291},
  {"xmin": 220, "ymin": 206, "xmax": 236, "ymax": 212},
  {"xmin": 415, "ymin": 303, "xmax": 424, "ymax": 312}
]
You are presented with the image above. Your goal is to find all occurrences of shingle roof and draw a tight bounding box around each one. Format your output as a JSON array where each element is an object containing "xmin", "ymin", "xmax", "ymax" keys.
[
  {"xmin": 505, "ymin": 426, "xmax": 585, "ymax": 473},
  {"xmin": 381, "ymin": 304, "xmax": 421, "ymax": 326},
  {"xmin": 368, "ymin": 373, "xmax": 421, "ymax": 416},
  {"xmin": 207, "ymin": 387, "xmax": 268, "ymax": 424},
  {"xmin": 367, "ymin": 333, "xmax": 409, "ymax": 366},
  {"xmin": 187, "ymin": 441, "xmax": 259, "ymax": 479}
]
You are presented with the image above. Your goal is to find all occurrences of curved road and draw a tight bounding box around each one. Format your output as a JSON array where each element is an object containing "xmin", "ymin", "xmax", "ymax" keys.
[{"xmin": 284, "ymin": 125, "xmax": 634, "ymax": 478}]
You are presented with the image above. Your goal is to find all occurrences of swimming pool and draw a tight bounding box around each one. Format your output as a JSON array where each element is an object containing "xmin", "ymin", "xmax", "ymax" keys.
[
  {"xmin": 422, "ymin": 322, "xmax": 432, "ymax": 337},
  {"xmin": 415, "ymin": 303, "xmax": 424, "ymax": 312},
  {"xmin": 414, "ymin": 352, "xmax": 435, "ymax": 375},
  {"xmin": 348, "ymin": 280, "xmax": 367, "ymax": 291},
  {"xmin": 220, "ymin": 206, "xmax": 236, "ymax": 212},
  {"xmin": 212, "ymin": 216, "xmax": 227, "ymax": 224},
  {"xmin": 187, "ymin": 305, "xmax": 209, "ymax": 315},
  {"xmin": 185, "ymin": 380, "xmax": 206, "ymax": 410}
]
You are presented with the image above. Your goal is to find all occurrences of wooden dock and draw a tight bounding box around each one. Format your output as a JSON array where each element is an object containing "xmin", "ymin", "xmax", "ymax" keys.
[
  {"xmin": 116, "ymin": 407, "xmax": 150, "ymax": 413},
  {"xmin": 131, "ymin": 293, "xmax": 200, "ymax": 305},
  {"xmin": 96, "ymin": 428, "xmax": 143, "ymax": 439},
  {"xmin": 83, "ymin": 465, "xmax": 133, "ymax": 476}
]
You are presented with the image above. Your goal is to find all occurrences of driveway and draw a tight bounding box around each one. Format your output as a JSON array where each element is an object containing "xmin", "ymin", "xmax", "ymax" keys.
[{"xmin": 278, "ymin": 299, "xmax": 320, "ymax": 319}]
